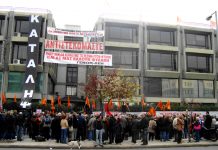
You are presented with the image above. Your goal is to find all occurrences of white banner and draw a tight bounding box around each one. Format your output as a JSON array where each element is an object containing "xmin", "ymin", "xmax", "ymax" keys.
[
  {"xmin": 44, "ymin": 51, "xmax": 112, "ymax": 66},
  {"xmin": 47, "ymin": 27, "xmax": 104, "ymax": 37},
  {"xmin": 45, "ymin": 39, "xmax": 104, "ymax": 52}
]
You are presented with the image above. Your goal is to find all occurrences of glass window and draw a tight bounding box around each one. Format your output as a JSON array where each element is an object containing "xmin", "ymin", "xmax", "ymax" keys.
[
  {"xmin": 148, "ymin": 29, "xmax": 175, "ymax": 46},
  {"xmin": 8, "ymin": 72, "xmax": 43, "ymax": 92},
  {"xmin": 106, "ymin": 24, "xmax": 138, "ymax": 43},
  {"xmin": 8, "ymin": 72, "xmax": 25, "ymax": 92},
  {"xmin": 186, "ymin": 54, "xmax": 213, "ymax": 73},
  {"xmin": 0, "ymin": 16, "xmax": 5, "ymax": 35},
  {"xmin": 35, "ymin": 73, "xmax": 43, "ymax": 93},
  {"xmin": 105, "ymin": 47, "xmax": 138, "ymax": 69},
  {"xmin": 14, "ymin": 17, "xmax": 44, "ymax": 37},
  {"xmin": 48, "ymin": 76, "xmax": 54, "ymax": 94},
  {"xmin": 66, "ymin": 86, "xmax": 77, "ymax": 96},
  {"xmin": 185, "ymin": 33, "xmax": 211, "ymax": 49},
  {"xmin": 12, "ymin": 43, "xmax": 27, "ymax": 64},
  {"xmin": 67, "ymin": 67, "xmax": 78, "ymax": 85},
  {"xmin": 144, "ymin": 78, "xmax": 179, "ymax": 97},
  {"xmin": 183, "ymin": 80, "xmax": 214, "ymax": 98},
  {"xmin": 0, "ymin": 42, "xmax": 2, "ymax": 62},
  {"xmin": 0, "ymin": 72, "xmax": 2, "ymax": 92},
  {"xmin": 148, "ymin": 51, "xmax": 178, "ymax": 71}
]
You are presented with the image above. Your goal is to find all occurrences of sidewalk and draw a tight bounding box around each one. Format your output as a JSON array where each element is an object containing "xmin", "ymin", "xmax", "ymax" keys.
[{"xmin": 0, "ymin": 137, "xmax": 218, "ymax": 149}]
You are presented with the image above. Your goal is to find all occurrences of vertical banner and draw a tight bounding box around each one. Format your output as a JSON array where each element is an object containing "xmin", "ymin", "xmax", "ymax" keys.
[{"xmin": 20, "ymin": 15, "xmax": 42, "ymax": 108}]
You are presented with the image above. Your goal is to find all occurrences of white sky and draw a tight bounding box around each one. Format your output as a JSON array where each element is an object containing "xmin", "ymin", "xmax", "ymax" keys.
[{"xmin": 0, "ymin": 0, "xmax": 218, "ymax": 30}]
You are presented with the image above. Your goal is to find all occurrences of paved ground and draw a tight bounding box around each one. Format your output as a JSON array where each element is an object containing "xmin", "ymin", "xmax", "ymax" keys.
[{"xmin": 0, "ymin": 137, "xmax": 218, "ymax": 149}]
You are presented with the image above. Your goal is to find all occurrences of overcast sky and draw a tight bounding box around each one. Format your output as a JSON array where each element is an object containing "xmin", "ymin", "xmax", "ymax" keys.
[{"xmin": 0, "ymin": 0, "xmax": 218, "ymax": 30}]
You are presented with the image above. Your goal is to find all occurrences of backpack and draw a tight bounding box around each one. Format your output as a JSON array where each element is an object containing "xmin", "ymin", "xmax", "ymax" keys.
[{"xmin": 44, "ymin": 117, "xmax": 51, "ymax": 124}]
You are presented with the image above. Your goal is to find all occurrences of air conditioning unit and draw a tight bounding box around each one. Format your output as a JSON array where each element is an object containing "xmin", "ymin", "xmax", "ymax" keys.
[
  {"xmin": 13, "ymin": 59, "xmax": 20, "ymax": 64},
  {"xmin": 14, "ymin": 32, "xmax": 21, "ymax": 37}
]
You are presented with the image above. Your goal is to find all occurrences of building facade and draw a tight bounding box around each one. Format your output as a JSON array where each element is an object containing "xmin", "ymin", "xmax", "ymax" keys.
[
  {"xmin": 0, "ymin": 7, "xmax": 57, "ymax": 107},
  {"xmin": 94, "ymin": 18, "xmax": 218, "ymax": 104}
]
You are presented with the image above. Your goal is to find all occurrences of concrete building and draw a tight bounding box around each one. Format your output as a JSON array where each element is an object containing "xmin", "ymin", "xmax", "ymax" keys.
[
  {"xmin": 94, "ymin": 18, "xmax": 218, "ymax": 104},
  {"xmin": 0, "ymin": 7, "xmax": 57, "ymax": 107}
]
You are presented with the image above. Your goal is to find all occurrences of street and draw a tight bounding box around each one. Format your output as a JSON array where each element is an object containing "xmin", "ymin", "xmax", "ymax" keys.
[{"xmin": 0, "ymin": 146, "xmax": 218, "ymax": 150}]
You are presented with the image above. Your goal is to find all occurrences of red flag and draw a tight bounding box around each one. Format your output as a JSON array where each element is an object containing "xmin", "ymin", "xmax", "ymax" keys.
[
  {"xmin": 58, "ymin": 96, "xmax": 61, "ymax": 106},
  {"xmin": 108, "ymin": 99, "xmax": 113, "ymax": 110},
  {"xmin": 149, "ymin": 107, "xmax": 156, "ymax": 116},
  {"xmin": 165, "ymin": 100, "xmax": 171, "ymax": 110},
  {"xmin": 85, "ymin": 96, "xmax": 90, "ymax": 108},
  {"xmin": 1, "ymin": 93, "xmax": 6, "ymax": 104},
  {"xmin": 14, "ymin": 94, "xmax": 17, "ymax": 103},
  {"xmin": 157, "ymin": 100, "xmax": 163, "ymax": 110},
  {"xmin": 104, "ymin": 103, "xmax": 112, "ymax": 116},
  {"xmin": 67, "ymin": 96, "xmax": 71, "ymax": 108},
  {"xmin": 92, "ymin": 99, "xmax": 96, "ymax": 110}
]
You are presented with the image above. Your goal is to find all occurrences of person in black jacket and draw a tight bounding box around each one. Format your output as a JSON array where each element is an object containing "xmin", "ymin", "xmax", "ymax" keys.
[
  {"xmin": 140, "ymin": 114, "xmax": 149, "ymax": 145},
  {"xmin": 51, "ymin": 113, "xmax": 61, "ymax": 143},
  {"xmin": 115, "ymin": 118, "xmax": 123, "ymax": 144},
  {"xmin": 16, "ymin": 112, "xmax": 24, "ymax": 141},
  {"xmin": 108, "ymin": 115, "xmax": 116, "ymax": 144},
  {"xmin": 204, "ymin": 111, "xmax": 212, "ymax": 129}
]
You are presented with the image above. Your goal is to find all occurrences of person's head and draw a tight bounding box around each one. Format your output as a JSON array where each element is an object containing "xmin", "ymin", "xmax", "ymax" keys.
[{"xmin": 206, "ymin": 111, "xmax": 209, "ymax": 115}]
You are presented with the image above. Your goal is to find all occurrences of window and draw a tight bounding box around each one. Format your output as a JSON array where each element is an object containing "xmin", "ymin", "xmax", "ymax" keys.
[
  {"xmin": 148, "ymin": 29, "xmax": 176, "ymax": 46},
  {"xmin": 0, "ymin": 16, "xmax": 5, "ymax": 35},
  {"xmin": 67, "ymin": 67, "xmax": 78, "ymax": 85},
  {"xmin": 144, "ymin": 78, "xmax": 179, "ymax": 97},
  {"xmin": 148, "ymin": 51, "xmax": 178, "ymax": 71},
  {"xmin": 106, "ymin": 47, "xmax": 138, "ymax": 69},
  {"xmin": 48, "ymin": 76, "xmax": 54, "ymax": 94},
  {"xmin": 12, "ymin": 43, "xmax": 27, "ymax": 64},
  {"xmin": 186, "ymin": 54, "xmax": 213, "ymax": 73},
  {"xmin": 0, "ymin": 72, "xmax": 2, "ymax": 92},
  {"xmin": 106, "ymin": 24, "xmax": 138, "ymax": 43},
  {"xmin": 0, "ymin": 42, "xmax": 2, "ymax": 62},
  {"xmin": 185, "ymin": 32, "xmax": 211, "ymax": 49},
  {"xmin": 14, "ymin": 16, "xmax": 44, "ymax": 37},
  {"xmin": 12, "ymin": 43, "xmax": 42, "ymax": 64},
  {"xmin": 8, "ymin": 72, "xmax": 42, "ymax": 92},
  {"xmin": 66, "ymin": 86, "xmax": 77, "ymax": 96},
  {"xmin": 183, "ymin": 80, "xmax": 214, "ymax": 98}
]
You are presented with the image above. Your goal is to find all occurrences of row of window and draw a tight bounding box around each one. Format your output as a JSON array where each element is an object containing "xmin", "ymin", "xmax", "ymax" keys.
[
  {"xmin": 0, "ymin": 70, "xmax": 77, "ymax": 95},
  {"xmin": 0, "ymin": 15, "xmax": 44, "ymax": 37},
  {"xmin": 105, "ymin": 24, "xmax": 212, "ymax": 49},
  {"xmin": 144, "ymin": 78, "xmax": 215, "ymax": 98},
  {"xmin": 0, "ymin": 73, "xmax": 216, "ymax": 98},
  {"xmin": 0, "ymin": 16, "xmax": 213, "ymax": 49},
  {"xmin": 0, "ymin": 42, "xmax": 214, "ymax": 73}
]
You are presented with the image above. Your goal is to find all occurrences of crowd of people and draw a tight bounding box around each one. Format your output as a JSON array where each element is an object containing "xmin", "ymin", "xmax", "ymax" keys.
[{"xmin": 0, "ymin": 110, "xmax": 217, "ymax": 146}]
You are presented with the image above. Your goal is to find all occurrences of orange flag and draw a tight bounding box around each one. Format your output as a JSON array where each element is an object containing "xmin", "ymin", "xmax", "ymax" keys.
[
  {"xmin": 117, "ymin": 98, "xmax": 121, "ymax": 110},
  {"xmin": 141, "ymin": 95, "xmax": 146, "ymax": 107},
  {"xmin": 157, "ymin": 100, "xmax": 163, "ymax": 110},
  {"xmin": 85, "ymin": 96, "xmax": 90, "ymax": 108},
  {"xmin": 149, "ymin": 107, "xmax": 156, "ymax": 116},
  {"xmin": 1, "ymin": 93, "xmax": 6, "ymax": 104},
  {"xmin": 92, "ymin": 99, "xmax": 96, "ymax": 110},
  {"xmin": 165, "ymin": 100, "xmax": 171, "ymax": 110},
  {"xmin": 14, "ymin": 94, "xmax": 17, "ymax": 103},
  {"xmin": 58, "ymin": 96, "xmax": 61, "ymax": 106},
  {"xmin": 41, "ymin": 97, "xmax": 47, "ymax": 105},
  {"xmin": 67, "ymin": 96, "xmax": 71, "ymax": 108},
  {"xmin": 51, "ymin": 96, "xmax": 55, "ymax": 111},
  {"xmin": 108, "ymin": 99, "xmax": 113, "ymax": 110}
]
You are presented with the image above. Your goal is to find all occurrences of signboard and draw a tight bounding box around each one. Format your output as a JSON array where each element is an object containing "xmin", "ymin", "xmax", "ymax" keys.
[
  {"xmin": 44, "ymin": 51, "xmax": 112, "ymax": 66},
  {"xmin": 45, "ymin": 39, "xmax": 104, "ymax": 51},
  {"xmin": 21, "ymin": 15, "xmax": 42, "ymax": 108},
  {"xmin": 47, "ymin": 27, "xmax": 104, "ymax": 37}
]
